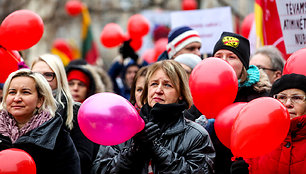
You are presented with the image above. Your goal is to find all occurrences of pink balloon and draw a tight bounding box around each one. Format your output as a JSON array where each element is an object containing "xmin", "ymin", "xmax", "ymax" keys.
[{"xmin": 78, "ymin": 92, "xmax": 145, "ymax": 146}]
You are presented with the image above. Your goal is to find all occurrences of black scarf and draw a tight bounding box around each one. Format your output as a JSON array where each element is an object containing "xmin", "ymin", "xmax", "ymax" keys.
[{"xmin": 140, "ymin": 102, "xmax": 188, "ymax": 131}]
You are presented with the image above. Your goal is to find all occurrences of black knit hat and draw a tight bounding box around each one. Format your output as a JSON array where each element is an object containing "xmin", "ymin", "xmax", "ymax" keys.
[
  {"xmin": 270, "ymin": 73, "xmax": 306, "ymax": 97},
  {"xmin": 213, "ymin": 32, "xmax": 250, "ymax": 69}
]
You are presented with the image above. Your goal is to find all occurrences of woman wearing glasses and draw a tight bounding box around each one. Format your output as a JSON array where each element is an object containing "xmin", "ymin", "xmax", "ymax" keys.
[
  {"xmin": 233, "ymin": 73, "xmax": 306, "ymax": 174},
  {"xmin": 0, "ymin": 69, "xmax": 80, "ymax": 174},
  {"xmin": 31, "ymin": 54, "xmax": 99, "ymax": 174}
]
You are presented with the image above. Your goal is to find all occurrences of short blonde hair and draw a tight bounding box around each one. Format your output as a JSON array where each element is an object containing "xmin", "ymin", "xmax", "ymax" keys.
[
  {"xmin": 141, "ymin": 60, "xmax": 193, "ymax": 108},
  {"xmin": 31, "ymin": 54, "xmax": 74, "ymax": 129},
  {"xmin": 0, "ymin": 69, "xmax": 57, "ymax": 116}
]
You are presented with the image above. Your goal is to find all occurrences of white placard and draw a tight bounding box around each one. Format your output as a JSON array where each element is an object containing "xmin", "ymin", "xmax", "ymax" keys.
[
  {"xmin": 276, "ymin": 0, "xmax": 306, "ymax": 53},
  {"xmin": 170, "ymin": 7, "xmax": 233, "ymax": 54}
]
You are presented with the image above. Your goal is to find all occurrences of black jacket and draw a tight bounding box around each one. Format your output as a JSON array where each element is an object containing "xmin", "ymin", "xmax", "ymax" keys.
[
  {"xmin": 0, "ymin": 114, "xmax": 81, "ymax": 174},
  {"xmin": 91, "ymin": 102, "xmax": 215, "ymax": 174},
  {"xmin": 57, "ymin": 96, "xmax": 99, "ymax": 174}
]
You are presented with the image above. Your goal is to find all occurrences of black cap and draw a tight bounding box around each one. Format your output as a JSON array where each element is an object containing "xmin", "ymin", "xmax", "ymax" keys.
[
  {"xmin": 213, "ymin": 32, "xmax": 250, "ymax": 69},
  {"xmin": 270, "ymin": 73, "xmax": 306, "ymax": 96}
]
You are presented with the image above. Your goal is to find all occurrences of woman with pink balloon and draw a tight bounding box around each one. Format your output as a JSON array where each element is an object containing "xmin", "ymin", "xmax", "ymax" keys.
[
  {"xmin": 91, "ymin": 60, "xmax": 215, "ymax": 173},
  {"xmin": 0, "ymin": 69, "xmax": 81, "ymax": 174},
  {"xmin": 231, "ymin": 73, "xmax": 306, "ymax": 174}
]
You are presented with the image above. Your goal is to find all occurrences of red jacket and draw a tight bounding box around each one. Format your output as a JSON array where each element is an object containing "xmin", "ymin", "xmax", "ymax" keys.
[{"xmin": 247, "ymin": 115, "xmax": 306, "ymax": 174}]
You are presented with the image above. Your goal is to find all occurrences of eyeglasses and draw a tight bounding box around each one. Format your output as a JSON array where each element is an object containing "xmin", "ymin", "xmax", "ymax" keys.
[
  {"xmin": 273, "ymin": 94, "xmax": 306, "ymax": 104},
  {"xmin": 41, "ymin": 72, "xmax": 56, "ymax": 82},
  {"xmin": 256, "ymin": 65, "xmax": 277, "ymax": 72}
]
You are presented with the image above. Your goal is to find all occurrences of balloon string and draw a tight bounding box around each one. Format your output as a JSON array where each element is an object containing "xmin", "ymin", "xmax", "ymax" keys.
[{"xmin": 0, "ymin": 45, "xmax": 19, "ymax": 63}]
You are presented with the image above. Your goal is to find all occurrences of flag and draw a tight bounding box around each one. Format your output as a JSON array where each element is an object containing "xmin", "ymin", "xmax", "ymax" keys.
[
  {"xmin": 254, "ymin": 0, "xmax": 290, "ymax": 59},
  {"xmin": 81, "ymin": 5, "xmax": 99, "ymax": 64},
  {"xmin": 51, "ymin": 39, "xmax": 80, "ymax": 66}
]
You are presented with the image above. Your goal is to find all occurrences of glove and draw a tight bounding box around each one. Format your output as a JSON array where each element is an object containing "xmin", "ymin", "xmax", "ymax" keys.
[
  {"xmin": 119, "ymin": 40, "xmax": 138, "ymax": 61},
  {"xmin": 133, "ymin": 122, "xmax": 160, "ymax": 146},
  {"xmin": 230, "ymin": 158, "xmax": 249, "ymax": 174}
]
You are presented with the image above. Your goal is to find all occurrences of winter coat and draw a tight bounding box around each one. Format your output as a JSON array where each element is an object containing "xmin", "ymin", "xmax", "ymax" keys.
[
  {"xmin": 91, "ymin": 102, "xmax": 215, "ymax": 174},
  {"xmin": 0, "ymin": 114, "xmax": 81, "ymax": 174},
  {"xmin": 57, "ymin": 95, "xmax": 99, "ymax": 174},
  {"xmin": 247, "ymin": 115, "xmax": 306, "ymax": 174}
]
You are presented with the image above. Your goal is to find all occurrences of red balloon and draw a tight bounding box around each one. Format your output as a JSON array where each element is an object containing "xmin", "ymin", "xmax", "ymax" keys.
[
  {"xmin": 189, "ymin": 58, "xmax": 238, "ymax": 118},
  {"xmin": 0, "ymin": 10, "xmax": 44, "ymax": 50},
  {"xmin": 0, "ymin": 47, "xmax": 20, "ymax": 83},
  {"xmin": 127, "ymin": 14, "xmax": 150, "ymax": 39},
  {"xmin": 141, "ymin": 48, "xmax": 156, "ymax": 64},
  {"xmin": 65, "ymin": 0, "xmax": 83, "ymax": 16},
  {"xmin": 241, "ymin": 13, "xmax": 254, "ymax": 38},
  {"xmin": 0, "ymin": 148, "xmax": 36, "ymax": 174},
  {"xmin": 100, "ymin": 23, "xmax": 125, "ymax": 48},
  {"xmin": 130, "ymin": 38, "xmax": 142, "ymax": 51},
  {"xmin": 283, "ymin": 48, "xmax": 306, "ymax": 76},
  {"xmin": 215, "ymin": 102, "xmax": 247, "ymax": 148},
  {"xmin": 231, "ymin": 97, "xmax": 290, "ymax": 158},
  {"xmin": 52, "ymin": 39, "xmax": 74, "ymax": 60},
  {"xmin": 182, "ymin": 0, "xmax": 198, "ymax": 10},
  {"xmin": 154, "ymin": 38, "xmax": 168, "ymax": 60}
]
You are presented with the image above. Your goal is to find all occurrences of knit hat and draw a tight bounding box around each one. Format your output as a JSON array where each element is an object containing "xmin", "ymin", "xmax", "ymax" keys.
[
  {"xmin": 174, "ymin": 53, "xmax": 202, "ymax": 70},
  {"xmin": 67, "ymin": 70, "xmax": 90, "ymax": 89},
  {"xmin": 167, "ymin": 26, "xmax": 202, "ymax": 59},
  {"xmin": 270, "ymin": 73, "xmax": 306, "ymax": 97},
  {"xmin": 213, "ymin": 31, "xmax": 250, "ymax": 69}
]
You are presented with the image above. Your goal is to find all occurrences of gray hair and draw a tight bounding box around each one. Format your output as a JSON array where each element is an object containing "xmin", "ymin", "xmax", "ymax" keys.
[{"xmin": 252, "ymin": 45, "xmax": 285, "ymax": 72}]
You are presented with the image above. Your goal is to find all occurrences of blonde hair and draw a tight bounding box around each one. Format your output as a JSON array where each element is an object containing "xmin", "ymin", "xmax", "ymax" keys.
[
  {"xmin": 31, "ymin": 54, "xmax": 74, "ymax": 129},
  {"xmin": 141, "ymin": 60, "xmax": 193, "ymax": 108},
  {"xmin": 0, "ymin": 69, "xmax": 57, "ymax": 116}
]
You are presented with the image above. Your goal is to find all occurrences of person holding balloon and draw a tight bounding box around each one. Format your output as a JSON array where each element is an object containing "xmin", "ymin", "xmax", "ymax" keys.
[
  {"xmin": 0, "ymin": 69, "xmax": 81, "ymax": 174},
  {"xmin": 31, "ymin": 54, "xmax": 98, "ymax": 174},
  {"xmin": 231, "ymin": 73, "xmax": 306, "ymax": 174},
  {"xmin": 92, "ymin": 60, "xmax": 215, "ymax": 174},
  {"xmin": 203, "ymin": 31, "xmax": 272, "ymax": 174}
]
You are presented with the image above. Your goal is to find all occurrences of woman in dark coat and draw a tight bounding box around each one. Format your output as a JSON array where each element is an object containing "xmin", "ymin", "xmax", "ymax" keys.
[
  {"xmin": 91, "ymin": 60, "xmax": 215, "ymax": 174},
  {"xmin": 31, "ymin": 54, "xmax": 98, "ymax": 174},
  {"xmin": 0, "ymin": 69, "xmax": 80, "ymax": 174}
]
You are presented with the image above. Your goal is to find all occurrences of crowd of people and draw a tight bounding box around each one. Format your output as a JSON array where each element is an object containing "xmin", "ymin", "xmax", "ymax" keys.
[{"xmin": 0, "ymin": 23, "xmax": 305, "ymax": 174}]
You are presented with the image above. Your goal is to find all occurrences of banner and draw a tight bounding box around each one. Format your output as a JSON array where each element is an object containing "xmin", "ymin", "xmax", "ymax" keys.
[
  {"xmin": 276, "ymin": 0, "xmax": 306, "ymax": 53},
  {"xmin": 170, "ymin": 7, "xmax": 233, "ymax": 54}
]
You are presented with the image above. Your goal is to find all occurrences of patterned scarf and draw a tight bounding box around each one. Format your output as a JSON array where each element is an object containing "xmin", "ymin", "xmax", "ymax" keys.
[{"xmin": 0, "ymin": 110, "xmax": 52, "ymax": 143}]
